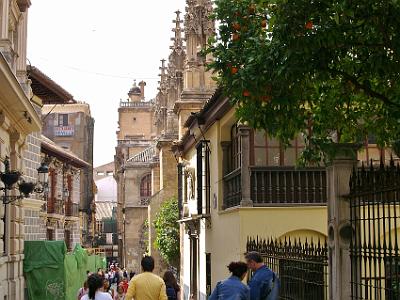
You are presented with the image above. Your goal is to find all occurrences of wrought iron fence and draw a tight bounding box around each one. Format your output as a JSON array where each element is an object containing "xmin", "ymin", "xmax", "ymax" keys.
[
  {"xmin": 348, "ymin": 159, "xmax": 400, "ymax": 300},
  {"xmin": 251, "ymin": 167, "xmax": 327, "ymax": 205},
  {"xmin": 47, "ymin": 199, "xmax": 64, "ymax": 215},
  {"xmin": 246, "ymin": 236, "xmax": 328, "ymax": 300},
  {"xmin": 223, "ymin": 167, "xmax": 327, "ymax": 209},
  {"xmin": 65, "ymin": 202, "xmax": 79, "ymax": 217}
]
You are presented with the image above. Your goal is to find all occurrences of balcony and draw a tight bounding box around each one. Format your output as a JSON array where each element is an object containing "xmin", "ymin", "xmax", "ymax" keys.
[
  {"xmin": 119, "ymin": 101, "xmax": 152, "ymax": 108},
  {"xmin": 65, "ymin": 202, "xmax": 79, "ymax": 217},
  {"xmin": 95, "ymin": 233, "xmax": 118, "ymax": 246},
  {"xmin": 223, "ymin": 167, "xmax": 327, "ymax": 209},
  {"xmin": 54, "ymin": 125, "xmax": 74, "ymax": 137},
  {"xmin": 47, "ymin": 199, "xmax": 64, "ymax": 215}
]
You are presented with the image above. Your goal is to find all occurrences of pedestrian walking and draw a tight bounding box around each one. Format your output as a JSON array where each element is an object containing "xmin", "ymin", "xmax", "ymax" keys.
[
  {"xmin": 123, "ymin": 268, "xmax": 128, "ymax": 279},
  {"xmin": 245, "ymin": 252, "xmax": 279, "ymax": 300},
  {"xmin": 81, "ymin": 274, "xmax": 113, "ymax": 300},
  {"xmin": 114, "ymin": 285, "xmax": 126, "ymax": 300},
  {"xmin": 77, "ymin": 280, "xmax": 88, "ymax": 300},
  {"xmin": 103, "ymin": 278, "xmax": 115, "ymax": 298},
  {"xmin": 125, "ymin": 256, "xmax": 168, "ymax": 300},
  {"xmin": 120, "ymin": 278, "xmax": 129, "ymax": 293},
  {"xmin": 163, "ymin": 271, "xmax": 180, "ymax": 300},
  {"xmin": 209, "ymin": 262, "xmax": 250, "ymax": 300}
]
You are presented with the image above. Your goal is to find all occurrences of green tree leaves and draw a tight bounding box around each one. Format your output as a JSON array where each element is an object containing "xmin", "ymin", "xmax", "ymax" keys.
[
  {"xmin": 153, "ymin": 197, "xmax": 180, "ymax": 268},
  {"xmin": 207, "ymin": 0, "xmax": 400, "ymax": 162}
]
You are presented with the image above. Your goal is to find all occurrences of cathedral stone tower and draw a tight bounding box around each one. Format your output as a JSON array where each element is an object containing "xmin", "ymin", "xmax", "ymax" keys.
[{"xmin": 174, "ymin": 0, "xmax": 216, "ymax": 139}]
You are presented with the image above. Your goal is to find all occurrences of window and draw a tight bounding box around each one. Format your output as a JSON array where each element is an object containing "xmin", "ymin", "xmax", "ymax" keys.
[
  {"xmin": 196, "ymin": 140, "xmax": 210, "ymax": 215},
  {"xmin": 65, "ymin": 229, "xmax": 71, "ymax": 250},
  {"xmin": 47, "ymin": 228, "xmax": 54, "ymax": 241},
  {"xmin": 206, "ymin": 253, "xmax": 212, "ymax": 297},
  {"xmin": 251, "ymin": 130, "xmax": 305, "ymax": 166},
  {"xmin": 230, "ymin": 124, "xmax": 241, "ymax": 172},
  {"xmin": 58, "ymin": 114, "xmax": 68, "ymax": 126},
  {"xmin": 140, "ymin": 174, "xmax": 152, "ymax": 204}
]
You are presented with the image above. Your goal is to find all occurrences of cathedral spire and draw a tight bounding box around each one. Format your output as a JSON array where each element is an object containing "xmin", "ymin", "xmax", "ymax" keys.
[
  {"xmin": 183, "ymin": 0, "xmax": 215, "ymax": 91},
  {"xmin": 170, "ymin": 10, "xmax": 184, "ymax": 55},
  {"xmin": 158, "ymin": 59, "xmax": 168, "ymax": 94}
]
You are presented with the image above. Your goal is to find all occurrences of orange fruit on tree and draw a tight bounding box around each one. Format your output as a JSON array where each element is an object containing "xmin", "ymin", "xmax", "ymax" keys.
[
  {"xmin": 232, "ymin": 22, "xmax": 241, "ymax": 31},
  {"xmin": 261, "ymin": 95, "xmax": 271, "ymax": 102},
  {"xmin": 261, "ymin": 19, "xmax": 267, "ymax": 28},
  {"xmin": 231, "ymin": 67, "xmax": 239, "ymax": 74},
  {"xmin": 305, "ymin": 21, "xmax": 313, "ymax": 30},
  {"xmin": 232, "ymin": 33, "xmax": 240, "ymax": 41},
  {"xmin": 243, "ymin": 90, "xmax": 251, "ymax": 97}
]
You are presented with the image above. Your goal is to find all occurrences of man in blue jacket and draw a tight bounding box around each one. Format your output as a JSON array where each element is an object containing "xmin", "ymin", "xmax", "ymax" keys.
[{"xmin": 245, "ymin": 252, "xmax": 279, "ymax": 300}]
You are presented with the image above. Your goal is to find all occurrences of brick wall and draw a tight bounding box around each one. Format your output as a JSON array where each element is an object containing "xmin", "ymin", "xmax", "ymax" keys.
[{"xmin": 23, "ymin": 209, "xmax": 46, "ymax": 241}]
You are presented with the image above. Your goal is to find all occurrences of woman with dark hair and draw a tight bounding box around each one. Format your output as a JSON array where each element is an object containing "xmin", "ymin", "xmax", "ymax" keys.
[
  {"xmin": 209, "ymin": 262, "xmax": 250, "ymax": 300},
  {"xmin": 163, "ymin": 271, "xmax": 180, "ymax": 300},
  {"xmin": 81, "ymin": 274, "xmax": 113, "ymax": 300}
]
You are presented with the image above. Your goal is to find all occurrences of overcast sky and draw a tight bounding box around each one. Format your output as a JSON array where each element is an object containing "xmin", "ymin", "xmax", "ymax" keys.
[{"xmin": 27, "ymin": 0, "xmax": 186, "ymax": 167}]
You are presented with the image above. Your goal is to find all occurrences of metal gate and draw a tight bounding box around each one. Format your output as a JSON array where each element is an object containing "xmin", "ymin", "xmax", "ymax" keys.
[
  {"xmin": 348, "ymin": 160, "xmax": 400, "ymax": 299},
  {"xmin": 247, "ymin": 237, "xmax": 328, "ymax": 300}
]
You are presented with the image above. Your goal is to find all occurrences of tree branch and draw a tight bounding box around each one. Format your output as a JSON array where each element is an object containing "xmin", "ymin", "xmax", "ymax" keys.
[{"xmin": 328, "ymin": 68, "xmax": 400, "ymax": 109}]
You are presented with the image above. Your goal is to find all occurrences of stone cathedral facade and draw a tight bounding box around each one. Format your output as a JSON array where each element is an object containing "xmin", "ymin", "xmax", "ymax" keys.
[{"xmin": 115, "ymin": 0, "xmax": 215, "ymax": 274}]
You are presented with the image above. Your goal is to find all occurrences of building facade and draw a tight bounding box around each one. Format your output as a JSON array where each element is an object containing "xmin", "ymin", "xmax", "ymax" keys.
[
  {"xmin": 114, "ymin": 80, "xmax": 156, "ymax": 271},
  {"xmin": 41, "ymin": 102, "xmax": 95, "ymax": 246},
  {"xmin": 114, "ymin": 0, "xmax": 216, "ymax": 275},
  {"xmin": 0, "ymin": 1, "xmax": 42, "ymax": 299},
  {"xmin": 41, "ymin": 135, "xmax": 88, "ymax": 250},
  {"xmin": 175, "ymin": 92, "xmax": 328, "ymax": 300}
]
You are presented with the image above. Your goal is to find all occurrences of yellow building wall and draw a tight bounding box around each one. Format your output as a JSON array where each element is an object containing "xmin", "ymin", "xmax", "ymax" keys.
[
  {"xmin": 206, "ymin": 206, "xmax": 327, "ymax": 288},
  {"xmin": 118, "ymin": 110, "xmax": 154, "ymax": 140}
]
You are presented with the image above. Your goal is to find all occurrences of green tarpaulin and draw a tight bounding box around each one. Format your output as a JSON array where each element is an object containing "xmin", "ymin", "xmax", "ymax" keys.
[
  {"xmin": 24, "ymin": 241, "xmax": 66, "ymax": 300},
  {"xmin": 24, "ymin": 241, "xmax": 107, "ymax": 300}
]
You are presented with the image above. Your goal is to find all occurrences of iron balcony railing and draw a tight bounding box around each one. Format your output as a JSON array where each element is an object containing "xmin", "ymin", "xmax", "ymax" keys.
[
  {"xmin": 128, "ymin": 146, "xmax": 156, "ymax": 163},
  {"xmin": 95, "ymin": 233, "xmax": 118, "ymax": 246},
  {"xmin": 65, "ymin": 202, "xmax": 79, "ymax": 217},
  {"xmin": 119, "ymin": 101, "xmax": 152, "ymax": 108},
  {"xmin": 47, "ymin": 199, "xmax": 64, "ymax": 215},
  {"xmin": 223, "ymin": 168, "xmax": 241, "ymax": 209},
  {"xmin": 223, "ymin": 167, "xmax": 327, "ymax": 209}
]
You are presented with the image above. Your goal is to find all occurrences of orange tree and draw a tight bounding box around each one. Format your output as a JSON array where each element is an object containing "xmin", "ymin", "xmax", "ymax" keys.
[{"xmin": 207, "ymin": 0, "xmax": 400, "ymax": 162}]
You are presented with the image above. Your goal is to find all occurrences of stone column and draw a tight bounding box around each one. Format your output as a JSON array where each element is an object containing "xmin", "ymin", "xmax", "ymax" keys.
[
  {"xmin": 238, "ymin": 126, "xmax": 253, "ymax": 207},
  {"xmin": 327, "ymin": 144, "xmax": 358, "ymax": 300}
]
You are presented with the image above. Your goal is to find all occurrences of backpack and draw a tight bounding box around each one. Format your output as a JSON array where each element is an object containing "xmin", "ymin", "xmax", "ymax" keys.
[{"xmin": 166, "ymin": 285, "xmax": 177, "ymax": 300}]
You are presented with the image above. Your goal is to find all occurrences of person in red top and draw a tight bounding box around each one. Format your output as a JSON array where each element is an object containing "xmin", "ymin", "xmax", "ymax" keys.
[{"xmin": 120, "ymin": 278, "xmax": 129, "ymax": 293}]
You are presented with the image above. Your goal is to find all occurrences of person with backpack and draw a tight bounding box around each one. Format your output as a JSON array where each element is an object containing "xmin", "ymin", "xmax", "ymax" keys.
[
  {"xmin": 245, "ymin": 252, "xmax": 280, "ymax": 300},
  {"xmin": 163, "ymin": 271, "xmax": 180, "ymax": 300},
  {"xmin": 209, "ymin": 262, "xmax": 250, "ymax": 300}
]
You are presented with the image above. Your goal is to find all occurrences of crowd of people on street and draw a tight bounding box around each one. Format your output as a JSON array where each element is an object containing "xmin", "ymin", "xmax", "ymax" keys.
[
  {"xmin": 77, "ymin": 259, "xmax": 180, "ymax": 300},
  {"xmin": 77, "ymin": 251, "xmax": 278, "ymax": 300}
]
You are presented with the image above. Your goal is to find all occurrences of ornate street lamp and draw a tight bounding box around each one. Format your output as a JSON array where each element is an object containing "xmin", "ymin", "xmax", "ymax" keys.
[
  {"xmin": 1, "ymin": 156, "xmax": 50, "ymax": 204},
  {"xmin": 63, "ymin": 187, "xmax": 70, "ymax": 199},
  {"xmin": 35, "ymin": 161, "xmax": 49, "ymax": 194}
]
